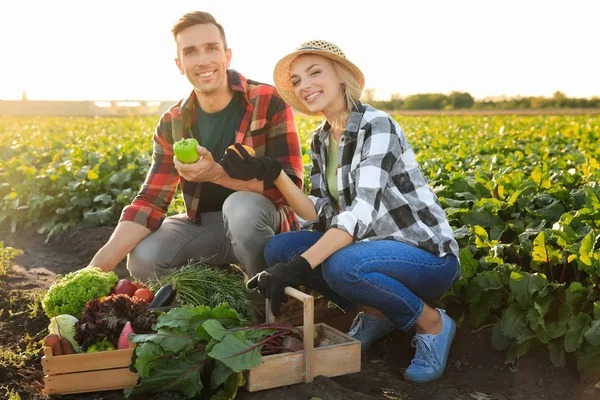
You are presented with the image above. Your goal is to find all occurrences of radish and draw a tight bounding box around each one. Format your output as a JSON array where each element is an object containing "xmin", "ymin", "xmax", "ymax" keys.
[{"xmin": 118, "ymin": 321, "xmax": 135, "ymax": 350}]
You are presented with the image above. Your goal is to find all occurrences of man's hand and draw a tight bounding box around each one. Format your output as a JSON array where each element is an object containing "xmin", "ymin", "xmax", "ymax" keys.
[
  {"xmin": 246, "ymin": 255, "xmax": 313, "ymax": 315},
  {"xmin": 174, "ymin": 145, "xmax": 223, "ymax": 183},
  {"xmin": 221, "ymin": 143, "xmax": 282, "ymax": 186}
]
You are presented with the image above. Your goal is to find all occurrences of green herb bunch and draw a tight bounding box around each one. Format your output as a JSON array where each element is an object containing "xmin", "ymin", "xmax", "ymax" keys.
[{"xmin": 157, "ymin": 262, "xmax": 255, "ymax": 320}]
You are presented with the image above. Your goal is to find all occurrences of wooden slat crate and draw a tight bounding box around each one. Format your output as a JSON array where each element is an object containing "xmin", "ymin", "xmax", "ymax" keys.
[
  {"xmin": 245, "ymin": 287, "xmax": 361, "ymax": 392},
  {"xmin": 42, "ymin": 287, "xmax": 361, "ymax": 395},
  {"xmin": 42, "ymin": 346, "xmax": 138, "ymax": 395}
]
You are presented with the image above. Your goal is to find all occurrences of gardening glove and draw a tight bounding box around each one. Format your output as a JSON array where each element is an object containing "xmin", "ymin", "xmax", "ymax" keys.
[
  {"xmin": 221, "ymin": 143, "xmax": 282, "ymax": 186},
  {"xmin": 246, "ymin": 255, "xmax": 313, "ymax": 315}
]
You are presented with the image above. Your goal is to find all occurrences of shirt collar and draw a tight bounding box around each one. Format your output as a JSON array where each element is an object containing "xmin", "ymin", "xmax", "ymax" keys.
[{"xmin": 179, "ymin": 69, "xmax": 249, "ymax": 115}]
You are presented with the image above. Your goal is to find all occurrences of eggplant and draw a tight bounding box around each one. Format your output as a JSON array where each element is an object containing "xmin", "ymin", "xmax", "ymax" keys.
[{"xmin": 149, "ymin": 284, "xmax": 177, "ymax": 309}]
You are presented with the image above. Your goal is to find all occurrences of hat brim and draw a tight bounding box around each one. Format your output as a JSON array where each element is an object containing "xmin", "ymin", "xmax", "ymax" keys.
[{"xmin": 273, "ymin": 50, "xmax": 365, "ymax": 116}]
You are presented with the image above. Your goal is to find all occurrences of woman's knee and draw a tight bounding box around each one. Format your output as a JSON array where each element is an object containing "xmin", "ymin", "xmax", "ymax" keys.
[
  {"xmin": 264, "ymin": 233, "xmax": 294, "ymax": 266},
  {"xmin": 321, "ymin": 258, "xmax": 362, "ymax": 296}
]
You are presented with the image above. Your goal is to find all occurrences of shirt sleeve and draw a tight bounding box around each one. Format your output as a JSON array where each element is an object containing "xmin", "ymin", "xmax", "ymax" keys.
[
  {"xmin": 262, "ymin": 94, "xmax": 304, "ymax": 206},
  {"xmin": 119, "ymin": 117, "xmax": 180, "ymax": 231},
  {"xmin": 329, "ymin": 116, "xmax": 401, "ymax": 240}
]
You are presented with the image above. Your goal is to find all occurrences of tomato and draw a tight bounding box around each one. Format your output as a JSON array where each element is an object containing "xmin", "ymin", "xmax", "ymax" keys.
[
  {"xmin": 113, "ymin": 279, "xmax": 138, "ymax": 297},
  {"xmin": 134, "ymin": 288, "xmax": 154, "ymax": 303},
  {"xmin": 134, "ymin": 281, "xmax": 146, "ymax": 290},
  {"xmin": 173, "ymin": 138, "xmax": 200, "ymax": 163}
]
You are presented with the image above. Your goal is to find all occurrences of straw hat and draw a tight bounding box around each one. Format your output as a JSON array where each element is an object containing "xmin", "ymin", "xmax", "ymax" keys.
[{"xmin": 273, "ymin": 40, "xmax": 365, "ymax": 115}]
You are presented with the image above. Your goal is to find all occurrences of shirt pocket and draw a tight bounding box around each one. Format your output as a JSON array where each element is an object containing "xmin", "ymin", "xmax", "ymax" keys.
[
  {"xmin": 248, "ymin": 119, "xmax": 267, "ymax": 137},
  {"xmin": 241, "ymin": 119, "xmax": 268, "ymax": 156}
]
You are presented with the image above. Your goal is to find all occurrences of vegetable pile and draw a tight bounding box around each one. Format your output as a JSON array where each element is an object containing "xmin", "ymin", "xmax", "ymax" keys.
[
  {"xmin": 126, "ymin": 303, "xmax": 314, "ymax": 399},
  {"xmin": 75, "ymin": 294, "xmax": 157, "ymax": 352},
  {"xmin": 41, "ymin": 267, "xmax": 118, "ymax": 318}
]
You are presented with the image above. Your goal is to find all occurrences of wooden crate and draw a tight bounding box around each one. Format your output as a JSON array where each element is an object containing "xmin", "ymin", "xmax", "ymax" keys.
[
  {"xmin": 245, "ymin": 287, "xmax": 361, "ymax": 392},
  {"xmin": 42, "ymin": 287, "xmax": 360, "ymax": 394},
  {"xmin": 42, "ymin": 346, "xmax": 138, "ymax": 395}
]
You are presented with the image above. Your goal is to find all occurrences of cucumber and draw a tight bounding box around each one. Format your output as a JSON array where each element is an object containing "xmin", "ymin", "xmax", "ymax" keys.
[{"xmin": 149, "ymin": 284, "xmax": 177, "ymax": 309}]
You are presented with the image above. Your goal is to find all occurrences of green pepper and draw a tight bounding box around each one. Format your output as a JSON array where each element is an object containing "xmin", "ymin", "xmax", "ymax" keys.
[
  {"xmin": 86, "ymin": 344, "xmax": 99, "ymax": 353},
  {"xmin": 99, "ymin": 337, "xmax": 116, "ymax": 351},
  {"xmin": 173, "ymin": 138, "xmax": 200, "ymax": 163},
  {"xmin": 103, "ymin": 342, "xmax": 116, "ymax": 351}
]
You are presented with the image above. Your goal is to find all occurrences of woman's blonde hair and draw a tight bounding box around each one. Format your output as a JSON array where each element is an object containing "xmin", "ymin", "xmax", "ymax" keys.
[{"xmin": 328, "ymin": 60, "xmax": 363, "ymax": 136}]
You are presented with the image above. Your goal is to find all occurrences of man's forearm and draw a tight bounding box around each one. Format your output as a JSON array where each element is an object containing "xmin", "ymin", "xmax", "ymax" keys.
[{"xmin": 89, "ymin": 221, "xmax": 152, "ymax": 272}]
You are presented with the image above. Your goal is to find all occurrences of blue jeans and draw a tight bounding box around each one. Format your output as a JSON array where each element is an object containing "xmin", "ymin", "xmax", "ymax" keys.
[{"xmin": 264, "ymin": 231, "xmax": 460, "ymax": 330}]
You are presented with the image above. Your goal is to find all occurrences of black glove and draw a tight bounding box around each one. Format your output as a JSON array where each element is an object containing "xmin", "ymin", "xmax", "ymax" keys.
[
  {"xmin": 221, "ymin": 143, "xmax": 282, "ymax": 186},
  {"xmin": 246, "ymin": 255, "xmax": 313, "ymax": 315}
]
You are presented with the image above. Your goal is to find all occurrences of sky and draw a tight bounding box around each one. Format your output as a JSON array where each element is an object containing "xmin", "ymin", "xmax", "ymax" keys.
[{"xmin": 1, "ymin": 0, "xmax": 599, "ymax": 101}]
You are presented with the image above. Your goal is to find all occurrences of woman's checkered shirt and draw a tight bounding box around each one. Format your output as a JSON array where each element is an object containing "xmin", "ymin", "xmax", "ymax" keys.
[{"xmin": 305, "ymin": 102, "xmax": 460, "ymax": 259}]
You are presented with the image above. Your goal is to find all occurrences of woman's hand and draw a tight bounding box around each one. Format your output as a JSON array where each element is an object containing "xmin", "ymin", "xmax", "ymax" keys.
[
  {"xmin": 246, "ymin": 255, "xmax": 313, "ymax": 315},
  {"xmin": 221, "ymin": 143, "xmax": 282, "ymax": 185}
]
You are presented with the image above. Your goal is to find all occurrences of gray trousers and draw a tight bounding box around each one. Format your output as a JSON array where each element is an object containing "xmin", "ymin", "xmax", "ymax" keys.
[{"xmin": 127, "ymin": 191, "xmax": 281, "ymax": 281}]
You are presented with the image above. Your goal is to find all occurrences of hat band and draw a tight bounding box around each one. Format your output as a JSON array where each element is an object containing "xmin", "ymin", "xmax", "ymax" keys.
[{"xmin": 298, "ymin": 46, "xmax": 326, "ymax": 51}]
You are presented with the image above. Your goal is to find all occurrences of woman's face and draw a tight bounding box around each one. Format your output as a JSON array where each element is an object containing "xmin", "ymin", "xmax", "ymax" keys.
[{"xmin": 289, "ymin": 54, "xmax": 345, "ymax": 117}]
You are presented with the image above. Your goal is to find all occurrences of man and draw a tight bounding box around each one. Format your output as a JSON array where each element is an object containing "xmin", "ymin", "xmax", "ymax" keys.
[{"xmin": 88, "ymin": 11, "xmax": 304, "ymax": 281}]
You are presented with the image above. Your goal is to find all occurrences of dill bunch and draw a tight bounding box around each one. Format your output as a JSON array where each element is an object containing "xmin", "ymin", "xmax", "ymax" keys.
[{"xmin": 157, "ymin": 262, "xmax": 255, "ymax": 320}]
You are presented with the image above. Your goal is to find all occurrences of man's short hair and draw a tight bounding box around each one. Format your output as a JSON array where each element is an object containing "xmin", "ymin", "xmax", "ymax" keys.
[{"xmin": 171, "ymin": 11, "xmax": 228, "ymax": 49}]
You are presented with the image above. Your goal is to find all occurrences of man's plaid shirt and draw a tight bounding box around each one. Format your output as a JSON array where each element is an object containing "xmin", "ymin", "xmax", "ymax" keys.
[
  {"xmin": 120, "ymin": 70, "xmax": 304, "ymax": 233},
  {"xmin": 306, "ymin": 102, "xmax": 459, "ymax": 259}
]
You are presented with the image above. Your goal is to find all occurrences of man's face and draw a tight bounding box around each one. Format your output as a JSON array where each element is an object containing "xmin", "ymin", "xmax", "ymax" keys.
[{"xmin": 175, "ymin": 23, "xmax": 231, "ymax": 95}]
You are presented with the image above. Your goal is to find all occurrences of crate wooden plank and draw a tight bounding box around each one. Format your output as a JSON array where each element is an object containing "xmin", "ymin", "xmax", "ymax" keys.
[
  {"xmin": 245, "ymin": 351, "xmax": 304, "ymax": 391},
  {"xmin": 313, "ymin": 341, "xmax": 361, "ymax": 378},
  {"xmin": 44, "ymin": 367, "xmax": 138, "ymax": 395},
  {"xmin": 42, "ymin": 347, "xmax": 134, "ymax": 375},
  {"xmin": 318, "ymin": 323, "xmax": 357, "ymax": 344}
]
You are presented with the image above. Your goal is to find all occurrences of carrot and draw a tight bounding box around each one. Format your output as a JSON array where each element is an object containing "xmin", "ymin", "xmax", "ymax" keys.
[
  {"xmin": 60, "ymin": 337, "xmax": 75, "ymax": 355},
  {"xmin": 44, "ymin": 334, "xmax": 63, "ymax": 356}
]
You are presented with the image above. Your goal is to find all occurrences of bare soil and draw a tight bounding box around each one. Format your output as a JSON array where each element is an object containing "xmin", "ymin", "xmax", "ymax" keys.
[{"xmin": 1, "ymin": 226, "xmax": 599, "ymax": 400}]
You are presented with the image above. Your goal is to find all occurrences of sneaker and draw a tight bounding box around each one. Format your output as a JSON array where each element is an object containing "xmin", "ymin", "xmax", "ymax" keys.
[
  {"xmin": 404, "ymin": 308, "xmax": 456, "ymax": 383},
  {"xmin": 347, "ymin": 312, "xmax": 396, "ymax": 351}
]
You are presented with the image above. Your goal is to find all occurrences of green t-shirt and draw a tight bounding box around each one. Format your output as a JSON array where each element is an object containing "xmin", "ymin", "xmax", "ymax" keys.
[
  {"xmin": 326, "ymin": 134, "xmax": 339, "ymax": 202},
  {"xmin": 194, "ymin": 92, "xmax": 244, "ymax": 213},
  {"xmin": 196, "ymin": 91, "xmax": 243, "ymax": 161}
]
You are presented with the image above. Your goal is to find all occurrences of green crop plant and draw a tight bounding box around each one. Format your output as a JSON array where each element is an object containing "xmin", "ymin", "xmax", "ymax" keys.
[{"xmin": 2, "ymin": 114, "xmax": 600, "ymax": 378}]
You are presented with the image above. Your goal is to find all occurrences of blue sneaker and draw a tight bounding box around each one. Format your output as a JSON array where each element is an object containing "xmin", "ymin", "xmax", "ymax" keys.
[
  {"xmin": 346, "ymin": 312, "xmax": 397, "ymax": 351},
  {"xmin": 404, "ymin": 308, "xmax": 456, "ymax": 383}
]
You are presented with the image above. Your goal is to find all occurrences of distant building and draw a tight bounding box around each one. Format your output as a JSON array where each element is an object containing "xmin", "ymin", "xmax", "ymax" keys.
[{"xmin": 0, "ymin": 99, "xmax": 176, "ymax": 117}]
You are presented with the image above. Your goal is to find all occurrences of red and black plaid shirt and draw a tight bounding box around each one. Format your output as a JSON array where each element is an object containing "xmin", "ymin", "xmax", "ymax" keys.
[{"xmin": 120, "ymin": 70, "xmax": 304, "ymax": 233}]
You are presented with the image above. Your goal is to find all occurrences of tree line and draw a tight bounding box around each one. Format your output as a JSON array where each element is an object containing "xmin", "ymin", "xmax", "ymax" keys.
[{"xmin": 361, "ymin": 90, "xmax": 600, "ymax": 111}]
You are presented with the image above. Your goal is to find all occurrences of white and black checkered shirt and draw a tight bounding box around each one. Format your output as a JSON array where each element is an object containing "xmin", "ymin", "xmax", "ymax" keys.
[{"xmin": 305, "ymin": 102, "xmax": 459, "ymax": 259}]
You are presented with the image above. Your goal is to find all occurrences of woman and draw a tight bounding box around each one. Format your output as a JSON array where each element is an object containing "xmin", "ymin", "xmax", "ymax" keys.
[{"xmin": 221, "ymin": 40, "xmax": 461, "ymax": 383}]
